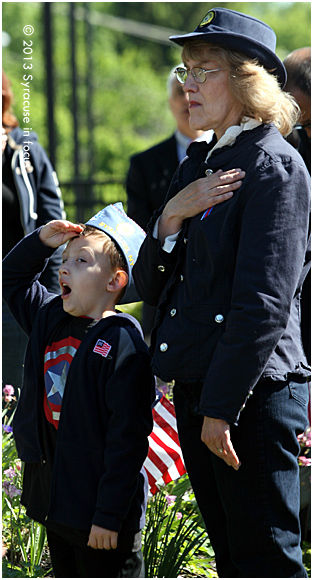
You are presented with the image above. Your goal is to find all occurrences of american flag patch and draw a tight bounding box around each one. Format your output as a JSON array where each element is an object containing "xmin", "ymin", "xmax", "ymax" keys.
[{"xmin": 93, "ymin": 339, "xmax": 112, "ymax": 357}]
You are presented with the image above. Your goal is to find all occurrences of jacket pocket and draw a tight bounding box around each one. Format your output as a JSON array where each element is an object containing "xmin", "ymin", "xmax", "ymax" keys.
[
  {"xmin": 187, "ymin": 303, "xmax": 230, "ymax": 379},
  {"xmin": 288, "ymin": 380, "xmax": 309, "ymax": 408},
  {"xmin": 185, "ymin": 303, "xmax": 230, "ymax": 326}
]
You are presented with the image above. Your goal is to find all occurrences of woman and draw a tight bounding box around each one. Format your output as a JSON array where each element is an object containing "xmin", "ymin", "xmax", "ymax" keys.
[
  {"xmin": 133, "ymin": 7, "xmax": 310, "ymax": 578},
  {"xmin": 2, "ymin": 71, "xmax": 65, "ymax": 390}
]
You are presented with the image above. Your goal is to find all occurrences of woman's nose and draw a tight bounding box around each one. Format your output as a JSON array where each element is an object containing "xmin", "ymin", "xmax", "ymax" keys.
[{"xmin": 183, "ymin": 73, "xmax": 197, "ymax": 93}]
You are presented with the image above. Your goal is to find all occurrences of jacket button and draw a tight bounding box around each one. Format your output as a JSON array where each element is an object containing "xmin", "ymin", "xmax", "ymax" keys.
[
  {"xmin": 180, "ymin": 275, "xmax": 184, "ymax": 282},
  {"xmin": 205, "ymin": 168, "xmax": 213, "ymax": 176},
  {"xmin": 170, "ymin": 309, "xmax": 177, "ymax": 317},
  {"xmin": 160, "ymin": 342, "xmax": 168, "ymax": 352},
  {"xmin": 184, "ymin": 238, "xmax": 188, "ymax": 244},
  {"xmin": 215, "ymin": 314, "xmax": 224, "ymax": 324},
  {"xmin": 158, "ymin": 265, "xmax": 165, "ymax": 272}
]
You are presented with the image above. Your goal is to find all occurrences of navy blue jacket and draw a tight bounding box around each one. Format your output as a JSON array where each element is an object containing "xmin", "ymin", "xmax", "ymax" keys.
[
  {"xmin": 133, "ymin": 123, "xmax": 311, "ymax": 425},
  {"xmin": 3, "ymin": 230, "xmax": 155, "ymax": 533},
  {"xmin": 5, "ymin": 127, "xmax": 65, "ymax": 293}
]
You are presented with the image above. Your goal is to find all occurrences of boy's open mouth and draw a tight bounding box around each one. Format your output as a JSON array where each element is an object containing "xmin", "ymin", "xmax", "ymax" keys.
[{"xmin": 61, "ymin": 283, "xmax": 72, "ymax": 297}]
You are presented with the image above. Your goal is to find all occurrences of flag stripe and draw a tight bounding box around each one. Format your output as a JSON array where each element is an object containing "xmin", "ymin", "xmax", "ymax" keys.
[
  {"xmin": 144, "ymin": 456, "xmax": 163, "ymax": 482},
  {"xmin": 150, "ymin": 431, "xmax": 182, "ymax": 466},
  {"xmin": 159, "ymin": 395, "xmax": 176, "ymax": 418},
  {"xmin": 149, "ymin": 428, "xmax": 182, "ymax": 459},
  {"xmin": 144, "ymin": 395, "xmax": 186, "ymax": 495},
  {"xmin": 148, "ymin": 437, "xmax": 176, "ymax": 468},
  {"xmin": 152, "ymin": 416, "xmax": 180, "ymax": 447},
  {"xmin": 145, "ymin": 466, "xmax": 159, "ymax": 495},
  {"xmin": 147, "ymin": 445, "xmax": 170, "ymax": 475},
  {"xmin": 154, "ymin": 400, "xmax": 178, "ymax": 428}
]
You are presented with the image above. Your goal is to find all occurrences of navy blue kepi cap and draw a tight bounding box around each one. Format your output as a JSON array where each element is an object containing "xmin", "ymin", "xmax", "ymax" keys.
[
  {"xmin": 85, "ymin": 203, "xmax": 146, "ymax": 304},
  {"xmin": 170, "ymin": 7, "xmax": 286, "ymax": 88}
]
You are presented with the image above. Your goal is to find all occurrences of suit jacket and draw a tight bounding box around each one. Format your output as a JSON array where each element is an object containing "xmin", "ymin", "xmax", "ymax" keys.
[
  {"xmin": 286, "ymin": 128, "xmax": 311, "ymax": 362},
  {"xmin": 126, "ymin": 134, "xmax": 179, "ymax": 231}
]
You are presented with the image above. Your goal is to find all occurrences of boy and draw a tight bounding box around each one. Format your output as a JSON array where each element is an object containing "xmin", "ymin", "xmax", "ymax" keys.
[{"xmin": 2, "ymin": 203, "xmax": 155, "ymax": 578}]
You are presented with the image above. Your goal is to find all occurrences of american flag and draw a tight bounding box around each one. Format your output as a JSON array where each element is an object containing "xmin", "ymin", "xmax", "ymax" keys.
[
  {"xmin": 93, "ymin": 339, "xmax": 111, "ymax": 358},
  {"xmin": 144, "ymin": 395, "xmax": 186, "ymax": 495}
]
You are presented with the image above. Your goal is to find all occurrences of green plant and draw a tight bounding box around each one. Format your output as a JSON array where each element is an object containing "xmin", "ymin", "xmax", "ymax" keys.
[
  {"xmin": 2, "ymin": 387, "xmax": 52, "ymax": 578},
  {"xmin": 302, "ymin": 541, "xmax": 311, "ymax": 577},
  {"xmin": 2, "ymin": 519, "xmax": 49, "ymax": 578},
  {"xmin": 143, "ymin": 480, "xmax": 216, "ymax": 578}
]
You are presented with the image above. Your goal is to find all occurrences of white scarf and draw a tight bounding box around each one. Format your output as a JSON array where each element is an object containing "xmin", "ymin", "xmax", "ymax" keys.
[{"xmin": 205, "ymin": 117, "xmax": 262, "ymax": 161}]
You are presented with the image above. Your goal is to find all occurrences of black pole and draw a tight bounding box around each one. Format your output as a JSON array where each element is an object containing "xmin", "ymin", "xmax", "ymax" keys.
[
  {"xmin": 69, "ymin": 3, "xmax": 84, "ymax": 221},
  {"xmin": 69, "ymin": 3, "xmax": 79, "ymax": 179},
  {"xmin": 84, "ymin": 3, "xmax": 95, "ymax": 178},
  {"xmin": 43, "ymin": 3, "xmax": 56, "ymax": 169}
]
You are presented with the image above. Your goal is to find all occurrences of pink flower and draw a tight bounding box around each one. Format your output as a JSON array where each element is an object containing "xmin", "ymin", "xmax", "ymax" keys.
[
  {"xmin": 15, "ymin": 461, "xmax": 22, "ymax": 472},
  {"xmin": 299, "ymin": 456, "xmax": 311, "ymax": 467},
  {"xmin": 4, "ymin": 466, "xmax": 16, "ymax": 480},
  {"xmin": 165, "ymin": 495, "xmax": 176, "ymax": 506},
  {"xmin": 176, "ymin": 512, "xmax": 183, "ymax": 520},
  {"xmin": 298, "ymin": 427, "xmax": 311, "ymax": 447},
  {"xmin": 3, "ymin": 385, "xmax": 15, "ymax": 403},
  {"xmin": 3, "ymin": 385, "xmax": 14, "ymax": 396}
]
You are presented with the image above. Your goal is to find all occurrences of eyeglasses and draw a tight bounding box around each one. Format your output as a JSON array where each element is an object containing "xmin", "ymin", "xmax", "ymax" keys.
[{"xmin": 174, "ymin": 66, "xmax": 224, "ymax": 84}]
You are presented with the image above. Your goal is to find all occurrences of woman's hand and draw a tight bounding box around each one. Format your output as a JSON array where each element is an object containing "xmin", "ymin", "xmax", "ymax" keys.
[
  {"xmin": 39, "ymin": 220, "xmax": 84, "ymax": 248},
  {"xmin": 201, "ymin": 416, "xmax": 241, "ymax": 470},
  {"xmin": 87, "ymin": 525, "xmax": 118, "ymax": 550},
  {"xmin": 158, "ymin": 168, "xmax": 245, "ymax": 244}
]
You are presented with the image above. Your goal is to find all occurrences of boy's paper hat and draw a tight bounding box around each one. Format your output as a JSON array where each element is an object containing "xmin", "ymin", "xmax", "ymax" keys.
[{"xmin": 85, "ymin": 203, "xmax": 146, "ymax": 304}]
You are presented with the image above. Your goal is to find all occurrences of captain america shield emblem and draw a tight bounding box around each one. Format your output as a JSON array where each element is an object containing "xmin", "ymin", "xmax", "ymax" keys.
[{"xmin": 44, "ymin": 337, "xmax": 81, "ymax": 427}]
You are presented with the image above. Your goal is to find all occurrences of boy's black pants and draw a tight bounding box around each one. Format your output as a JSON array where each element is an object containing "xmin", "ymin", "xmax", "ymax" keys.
[{"xmin": 47, "ymin": 530, "xmax": 145, "ymax": 578}]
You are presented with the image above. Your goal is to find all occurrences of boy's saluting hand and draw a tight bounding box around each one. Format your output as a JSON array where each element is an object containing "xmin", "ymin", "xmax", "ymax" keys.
[
  {"xmin": 39, "ymin": 220, "xmax": 84, "ymax": 248},
  {"xmin": 87, "ymin": 525, "xmax": 118, "ymax": 550}
]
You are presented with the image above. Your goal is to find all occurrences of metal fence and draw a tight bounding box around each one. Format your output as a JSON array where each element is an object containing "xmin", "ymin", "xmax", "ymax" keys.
[
  {"xmin": 42, "ymin": 4, "xmax": 114, "ymax": 221},
  {"xmin": 59, "ymin": 178, "xmax": 127, "ymax": 223}
]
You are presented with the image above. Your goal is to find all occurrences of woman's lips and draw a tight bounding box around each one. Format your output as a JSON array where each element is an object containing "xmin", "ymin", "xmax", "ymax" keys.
[{"xmin": 189, "ymin": 100, "xmax": 201, "ymax": 109}]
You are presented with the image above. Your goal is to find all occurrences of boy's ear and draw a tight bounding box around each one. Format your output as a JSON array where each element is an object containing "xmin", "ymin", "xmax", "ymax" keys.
[{"xmin": 107, "ymin": 270, "xmax": 128, "ymax": 294}]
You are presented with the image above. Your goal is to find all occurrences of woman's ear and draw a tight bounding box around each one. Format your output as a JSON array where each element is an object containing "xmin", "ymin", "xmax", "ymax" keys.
[{"xmin": 107, "ymin": 270, "xmax": 128, "ymax": 294}]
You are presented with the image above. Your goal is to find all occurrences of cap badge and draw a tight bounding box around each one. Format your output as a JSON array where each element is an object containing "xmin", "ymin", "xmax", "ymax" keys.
[
  {"xmin": 116, "ymin": 222, "xmax": 136, "ymax": 237},
  {"xmin": 199, "ymin": 10, "xmax": 215, "ymax": 28}
]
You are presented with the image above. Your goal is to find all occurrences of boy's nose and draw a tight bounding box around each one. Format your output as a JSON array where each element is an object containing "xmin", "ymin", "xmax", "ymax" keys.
[{"xmin": 59, "ymin": 262, "xmax": 69, "ymax": 275}]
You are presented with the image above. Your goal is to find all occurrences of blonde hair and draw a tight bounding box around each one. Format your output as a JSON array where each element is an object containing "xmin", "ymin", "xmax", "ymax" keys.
[{"xmin": 182, "ymin": 41, "xmax": 300, "ymax": 136}]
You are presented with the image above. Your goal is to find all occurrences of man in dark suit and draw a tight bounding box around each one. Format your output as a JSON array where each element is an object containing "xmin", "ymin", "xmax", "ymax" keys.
[
  {"xmin": 283, "ymin": 48, "xmax": 311, "ymax": 365},
  {"xmin": 126, "ymin": 66, "xmax": 212, "ymax": 337},
  {"xmin": 283, "ymin": 47, "xmax": 311, "ymax": 543}
]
